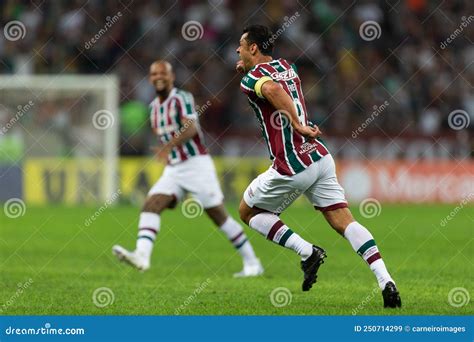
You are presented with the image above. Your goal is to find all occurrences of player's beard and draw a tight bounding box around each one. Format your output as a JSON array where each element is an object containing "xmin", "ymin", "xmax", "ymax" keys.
[{"xmin": 155, "ymin": 87, "xmax": 170, "ymax": 98}]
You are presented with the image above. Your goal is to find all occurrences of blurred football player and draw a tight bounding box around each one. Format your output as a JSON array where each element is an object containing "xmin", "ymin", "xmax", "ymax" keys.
[{"xmin": 113, "ymin": 60, "xmax": 263, "ymax": 277}]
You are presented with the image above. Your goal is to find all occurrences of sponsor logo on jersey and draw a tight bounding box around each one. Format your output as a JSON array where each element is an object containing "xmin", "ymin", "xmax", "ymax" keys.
[
  {"xmin": 297, "ymin": 141, "xmax": 319, "ymax": 156},
  {"xmin": 270, "ymin": 68, "xmax": 297, "ymax": 81}
]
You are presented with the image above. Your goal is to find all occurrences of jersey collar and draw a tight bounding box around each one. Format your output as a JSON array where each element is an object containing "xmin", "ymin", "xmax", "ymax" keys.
[
  {"xmin": 157, "ymin": 87, "xmax": 177, "ymax": 106},
  {"xmin": 251, "ymin": 59, "xmax": 279, "ymax": 71}
]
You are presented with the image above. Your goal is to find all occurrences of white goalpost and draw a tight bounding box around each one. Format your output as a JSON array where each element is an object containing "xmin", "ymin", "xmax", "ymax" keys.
[{"xmin": 0, "ymin": 75, "xmax": 120, "ymax": 204}]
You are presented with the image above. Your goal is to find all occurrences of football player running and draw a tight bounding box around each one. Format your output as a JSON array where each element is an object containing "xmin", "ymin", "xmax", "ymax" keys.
[{"xmin": 236, "ymin": 25, "xmax": 400, "ymax": 308}]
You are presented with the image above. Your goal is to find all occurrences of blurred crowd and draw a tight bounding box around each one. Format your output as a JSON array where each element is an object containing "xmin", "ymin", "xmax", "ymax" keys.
[{"xmin": 1, "ymin": 0, "xmax": 472, "ymax": 156}]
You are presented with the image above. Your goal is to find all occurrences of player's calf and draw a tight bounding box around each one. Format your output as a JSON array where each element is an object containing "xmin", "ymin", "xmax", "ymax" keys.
[
  {"xmin": 207, "ymin": 204, "xmax": 263, "ymax": 277},
  {"xmin": 135, "ymin": 194, "xmax": 175, "ymax": 262},
  {"xmin": 241, "ymin": 200, "xmax": 315, "ymax": 259},
  {"xmin": 345, "ymin": 221, "xmax": 401, "ymax": 308},
  {"xmin": 248, "ymin": 212, "xmax": 314, "ymax": 259},
  {"xmin": 113, "ymin": 194, "xmax": 175, "ymax": 271},
  {"xmin": 244, "ymin": 206, "xmax": 326, "ymax": 291},
  {"xmin": 323, "ymin": 207, "xmax": 401, "ymax": 308}
]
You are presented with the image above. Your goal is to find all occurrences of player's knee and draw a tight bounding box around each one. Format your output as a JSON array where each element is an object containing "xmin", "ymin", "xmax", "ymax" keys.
[
  {"xmin": 238, "ymin": 208, "xmax": 247, "ymax": 224},
  {"xmin": 239, "ymin": 201, "xmax": 264, "ymax": 226},
  {"xmin": 238, "ymin": 201, "xmax": 251, "ymax": 225},
  {"xmin": 142, "ymin": 194, "xmax": 173, "ymax": 214}
]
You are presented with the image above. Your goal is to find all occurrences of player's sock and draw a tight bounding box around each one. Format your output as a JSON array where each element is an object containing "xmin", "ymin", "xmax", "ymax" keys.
[
  {"xmin": 136, "ymin": 212, "xmax": 160, "ymax": 260},
  {"xmin": 249, "ymin": 212, "xmax": 313, "ymax": 260},
  {"xmin": 220, "ymin": 216, "xmax": 257, "ymax": 263},
  {"xmin": 344, "ymin": 221, "xmax": 394, "ymax": 289}
]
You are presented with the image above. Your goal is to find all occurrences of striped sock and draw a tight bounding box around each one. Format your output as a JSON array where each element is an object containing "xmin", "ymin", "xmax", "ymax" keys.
[
  {"xmin": 344, "ymin": 221, "xmax": 394, "ymax": 289},
  {"xmin": 220, "ymin": 217, "xmax": 257, "ymax": 263},
  {"xmin": 136, "ymin": 212, "xmax": 160, "ymax": 260},
  {"xmin": 249, "ymin": 213, "xmax": 313, "ymax": 259}
]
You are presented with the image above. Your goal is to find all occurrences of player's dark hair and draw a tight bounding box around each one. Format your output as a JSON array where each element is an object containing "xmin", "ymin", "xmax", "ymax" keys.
[{"xmin": 242, "ymin": 25, "xmax": 274, "ymax": 55}]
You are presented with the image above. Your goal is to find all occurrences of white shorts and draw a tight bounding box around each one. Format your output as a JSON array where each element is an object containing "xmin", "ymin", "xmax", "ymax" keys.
[
  {"xmin": 148, "ymin": 155, "xmax": 224, "ymax": 209},
  {"xmin": 243, "ymin": 155, "xmax": 347, "ymax": 213}
]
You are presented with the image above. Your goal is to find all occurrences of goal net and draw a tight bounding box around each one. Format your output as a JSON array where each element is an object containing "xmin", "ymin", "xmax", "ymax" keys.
[{"xmin": 0, "ymin": 75, "xmax": 120, "ymax": 205}]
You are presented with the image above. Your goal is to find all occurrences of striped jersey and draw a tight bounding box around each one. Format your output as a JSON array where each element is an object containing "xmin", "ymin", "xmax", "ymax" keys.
[
  {"xmin": 150, "ymin": 87, "xmax": 207, "ymax": 165},
  {"xmin": 240, "ymin": 58, "xmax": 330, "ymax": 176}
]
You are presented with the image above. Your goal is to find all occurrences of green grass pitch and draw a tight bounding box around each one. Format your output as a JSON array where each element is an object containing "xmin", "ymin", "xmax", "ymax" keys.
[{"xmin": 0, "ymin": 203, "xmax": 472, "ymax": 315}]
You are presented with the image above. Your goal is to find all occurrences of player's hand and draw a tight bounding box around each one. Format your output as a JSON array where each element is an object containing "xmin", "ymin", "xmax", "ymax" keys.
[
  {"xmin": 151, "ymin": 145, "xmax": 171, "ymax": 163},
  {"xmin": 295, "ymin": 125, "xmax": 322, "ymax": 139},
  {"xmin": 236, "ymin": 60, "xmax": 245, "ymax": 74}
]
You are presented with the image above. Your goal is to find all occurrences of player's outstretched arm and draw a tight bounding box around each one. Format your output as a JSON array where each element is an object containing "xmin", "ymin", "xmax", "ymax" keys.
[{"xmin": 260, "ymin": 81, "xmax": 321, "ymax": 139}]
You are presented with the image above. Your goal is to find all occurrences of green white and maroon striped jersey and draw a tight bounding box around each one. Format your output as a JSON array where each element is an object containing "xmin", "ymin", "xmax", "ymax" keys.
[
  {"xmin": 150, "ymin": 87, "xmax": 207, "ymax": 165},
  {"xmin": 240, "ymin": 58, "xmax": 330, "ymax": 176}
]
